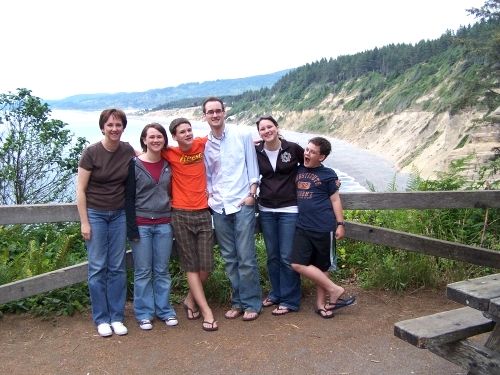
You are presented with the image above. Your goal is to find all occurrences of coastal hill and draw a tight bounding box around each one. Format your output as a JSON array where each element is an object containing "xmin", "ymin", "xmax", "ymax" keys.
[
  {"xmin": 143, "ymin": 19, "xmax": 500, "ymax": 182},
  {"xmin": 45, "ymin": 70, "xmax": 290, "ymax": 111},
  {"xmin": 48, "ymin": 18, "xmax": 500, "ymax": 182},
  {"xmin": 144, "ymin": 106, "xmax": 495, "ymax": 181}
]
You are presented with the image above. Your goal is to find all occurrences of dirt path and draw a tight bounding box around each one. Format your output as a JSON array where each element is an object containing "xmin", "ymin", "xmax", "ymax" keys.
[{"xmin": 0, "ymin": 285, "xmax": 471, "ymax": 374}]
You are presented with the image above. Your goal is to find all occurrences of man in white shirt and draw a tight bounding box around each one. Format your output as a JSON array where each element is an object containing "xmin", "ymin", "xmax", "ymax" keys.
[{"xmin": 203, "ymin": 97, "xmax": 262, "ymax": 321}]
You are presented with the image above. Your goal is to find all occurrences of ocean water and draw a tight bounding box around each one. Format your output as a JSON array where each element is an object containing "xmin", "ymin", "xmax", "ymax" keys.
[{"xmin": 51, "ymin": 110, "xmax": 408, "ymax": 192}]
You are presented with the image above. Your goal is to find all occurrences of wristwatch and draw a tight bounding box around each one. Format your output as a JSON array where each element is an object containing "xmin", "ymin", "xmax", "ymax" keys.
[{"xmin": 337, "ymin": 222, "xmax": 345, "ymax": 226}]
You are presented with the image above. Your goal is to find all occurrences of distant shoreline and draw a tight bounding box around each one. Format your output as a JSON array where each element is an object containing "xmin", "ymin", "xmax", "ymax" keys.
[{"xmin": 139, "ymin": 111, "xmax": 409, "ymax": 192}]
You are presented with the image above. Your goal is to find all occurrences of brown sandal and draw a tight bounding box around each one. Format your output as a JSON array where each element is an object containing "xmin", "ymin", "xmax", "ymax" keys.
[
  {"xmin": 183, "ymin": 301, "xmax": 201, "ymax": 320},
  {"xmin": 202, "ymin": 320, "xmax": 218, "ymax": 331}
]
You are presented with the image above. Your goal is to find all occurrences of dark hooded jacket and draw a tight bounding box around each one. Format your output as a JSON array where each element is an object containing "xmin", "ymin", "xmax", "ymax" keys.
[{"xmin": 255, "ymin": 139, "xmax": 304, "ymax": 209}]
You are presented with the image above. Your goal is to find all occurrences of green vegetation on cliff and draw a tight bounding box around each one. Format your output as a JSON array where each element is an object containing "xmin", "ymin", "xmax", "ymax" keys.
[{"xmin": 224, "ymin": 16, "xmax": 500, "ymax": 122}]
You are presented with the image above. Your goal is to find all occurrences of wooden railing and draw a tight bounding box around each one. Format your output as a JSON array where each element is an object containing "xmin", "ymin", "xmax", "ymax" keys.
[{"xmin": 1, "ymin": 190, "xmax": 499, "ymax": 305}]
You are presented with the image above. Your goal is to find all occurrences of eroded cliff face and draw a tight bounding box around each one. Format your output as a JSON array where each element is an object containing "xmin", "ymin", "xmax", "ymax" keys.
[
  {"xmin": 145, "ymin": 107, "xmax": 500, "ymax": 180},
  {"xmin": 277, "ymin": 109, "xmax": 499, "ymax": 180}
]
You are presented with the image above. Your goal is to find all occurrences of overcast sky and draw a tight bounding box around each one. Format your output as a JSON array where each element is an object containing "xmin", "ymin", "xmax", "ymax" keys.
[{"xmin": 0, "ymin": 0, "xmax": 486, "ymax": 100}]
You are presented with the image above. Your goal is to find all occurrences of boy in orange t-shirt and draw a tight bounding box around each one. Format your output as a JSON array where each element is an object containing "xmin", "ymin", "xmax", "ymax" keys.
[{"xmin": 161, "ymin": 118, "xmax": 217, "ymax": 332}]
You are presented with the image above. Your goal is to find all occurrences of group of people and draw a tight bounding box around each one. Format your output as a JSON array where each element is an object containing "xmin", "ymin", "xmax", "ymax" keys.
[{"xmin": 76, "ymin": 97, "xmax": 355, "ymax": 337}]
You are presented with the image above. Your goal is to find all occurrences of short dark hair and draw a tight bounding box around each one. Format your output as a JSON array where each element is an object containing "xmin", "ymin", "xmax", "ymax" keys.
[
  {"xmin": 140, "ymin": 123, "xmax": 168, "ymax": 152},
  {"xmin": 169, "ymin": 117, "xmax": 191, "ymax": 135},
  {"xmin": 309, "ymin": 137, "xmax": 331, "ymax": 159},
  {"xmin": 99, "ymin": 109, "xmax": 127, "ymax": 130},
  {"xmin": 202, "ymin": 97, "xmax": 225, "ymax": 113}
]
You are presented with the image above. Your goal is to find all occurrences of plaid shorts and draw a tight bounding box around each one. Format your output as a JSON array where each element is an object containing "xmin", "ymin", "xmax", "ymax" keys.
[{"xmin": 171, "ymin": 208, "xmax": 214, "ymax": 272}]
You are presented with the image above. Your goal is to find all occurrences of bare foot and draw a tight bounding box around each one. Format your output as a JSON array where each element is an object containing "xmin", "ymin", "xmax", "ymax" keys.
[
  {"xmin": 262, "ymin": 298, "xmax": 277, "ymax": 307},
  {"xmin": 225, "ymin": 307, "xmax": 243, "ymax": 319},
  {"xmin": 182, "ymin": 300, "xmax": 201, "ymax": 320},
  {"xmin": 327, "ymin": 287, "xmax": 345, "ymax": 306},
  {"xmin": 242, "ymin": 310, "xmax": 260, "ymax": 321},
  {"xmin": 202, "ymin": 320, "xmax": 218, "ymax": 331},
  {"xmin": 201, "ymin": 308, "xmax": 215, "ymax": 325},
  {"xmin": 272, "ymin": 306, "xmax": 292, "ymax": 316},
  {"xmin": 325, "ymin": 296, "xmax": 356, "ymax": 311},
  {"xmin": 315, "ymin": 308, "xmax": 334, "ymax": 319}
]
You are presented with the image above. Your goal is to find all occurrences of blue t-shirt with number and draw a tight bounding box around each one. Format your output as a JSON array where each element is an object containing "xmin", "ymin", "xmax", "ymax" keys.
[{"xmin": 295, "ymin": 164, "xmax": 339, "ymax": 232}]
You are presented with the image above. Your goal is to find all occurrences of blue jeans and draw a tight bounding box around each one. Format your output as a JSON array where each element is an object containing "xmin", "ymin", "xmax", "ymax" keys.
[
  {"xmin": 213, "ymin": 205, "xmax": 262, "ymax": 312},
  {"xmin": 85, "ymin": 208, "xmax": 127, "ymax": 325},
  {"xmin": 129, "ymin": 224, "xmax": 176, "ymax": 321},
  {"xmin": 259, "ymin": 211, "xmax": 301, "ymax": 311}
]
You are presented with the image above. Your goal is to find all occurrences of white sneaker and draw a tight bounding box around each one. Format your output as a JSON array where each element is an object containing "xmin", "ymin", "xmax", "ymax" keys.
[
  {"xmin": 110, "ymin": 321, "xmax": 128, "ymax": 335},
  {"xmin": 139, "ymin": 319, "xmax": 153, "ymax": 330},
  {"xmin": 97, "ymin": 323, "xmax": 112, "ymax": 337},
  {"xmin": 165, "ymin": 317, "xmax": 178, "ymax": 326}
]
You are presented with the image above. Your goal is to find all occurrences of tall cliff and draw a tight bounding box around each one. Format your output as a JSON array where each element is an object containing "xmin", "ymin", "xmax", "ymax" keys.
[
  {"xmin": 147, "ymin": 104, "xmax": 499, "ymax": 182},
  {"xmin": 269, "ymin": 107, "xmax": 497, "ymax": 180}
]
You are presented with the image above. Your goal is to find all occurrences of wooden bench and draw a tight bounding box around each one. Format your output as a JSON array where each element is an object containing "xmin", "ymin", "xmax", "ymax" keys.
[
  {"xmin": 395, "ymin": 307, "xmax": 495, "ymax": 349},
  {"xmin": 395, "ymin": 307, "xmax": 500, "ymax": 374}
]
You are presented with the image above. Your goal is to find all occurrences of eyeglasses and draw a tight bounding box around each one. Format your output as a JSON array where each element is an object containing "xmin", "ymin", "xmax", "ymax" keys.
[
  {"xmin": 304, "ymin": 147, "xmax": 321, "ymax": 156},
  {"xmin": 205, "ymin": 109, "xmax": 224, "ymax": 116}
]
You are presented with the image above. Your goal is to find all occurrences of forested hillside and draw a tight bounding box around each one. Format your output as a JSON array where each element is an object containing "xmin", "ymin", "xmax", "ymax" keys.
[
  {"xmin": 190, "ymin": 14, "xmax": 499, "ymax": 180},
  {"xmin": 226, "ymin": 18, "xmax": 500, "ymax": 117}
]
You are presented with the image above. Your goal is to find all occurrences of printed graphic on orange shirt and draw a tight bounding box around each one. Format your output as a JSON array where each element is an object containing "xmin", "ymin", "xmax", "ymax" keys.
[{"xmin": 179, "ymin": 152, "xmax": 203, "ymax": 165}]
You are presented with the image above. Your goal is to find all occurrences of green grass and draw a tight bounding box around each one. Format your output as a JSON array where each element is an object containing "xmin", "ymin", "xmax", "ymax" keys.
[{"xmin": 1, "ymin": 156, "xmax": 499, "ymax": 316}]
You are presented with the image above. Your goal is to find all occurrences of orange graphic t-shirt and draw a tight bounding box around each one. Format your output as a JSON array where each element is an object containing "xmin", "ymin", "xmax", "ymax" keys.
[{"xmin": 161, "ymin": 137, "xmax": 208, "ymax": 210}]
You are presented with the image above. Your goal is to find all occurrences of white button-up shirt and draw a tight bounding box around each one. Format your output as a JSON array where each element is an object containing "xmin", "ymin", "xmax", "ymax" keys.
[{"xmin": 204, "ymin": 125, "xmax": 259, "ymax": 215}]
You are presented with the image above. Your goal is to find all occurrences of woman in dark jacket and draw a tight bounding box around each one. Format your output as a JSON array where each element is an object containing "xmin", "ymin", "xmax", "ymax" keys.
[
  {"xmin": 125, "ymin": 123, "xmax": 176, "ymax": 330},
  {"xmin": 255, "ymin": 115, "xmax": 304, "ymax": 315}
]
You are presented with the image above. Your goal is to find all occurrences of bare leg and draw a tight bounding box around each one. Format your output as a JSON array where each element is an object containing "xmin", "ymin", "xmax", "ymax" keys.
[
  {"xmin": 185, "ymin": 271, "xmax": 216, "ymax": 328},
  {"xmin": 315, "ymin": 283, "xmax": 333, "ymax": 318},
  {"xmin": 292, "ymin": 264, "xmax": 344, "ymax": 304},
  {"xmin": 316, "ymin": 282, "xmax": 328, "ymax": 310}
]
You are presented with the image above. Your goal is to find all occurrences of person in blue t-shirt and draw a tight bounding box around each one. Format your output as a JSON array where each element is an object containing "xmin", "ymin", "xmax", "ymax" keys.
[{"xmin": 291, "ymin": 137, "xmax": 356, "ymax": 319}]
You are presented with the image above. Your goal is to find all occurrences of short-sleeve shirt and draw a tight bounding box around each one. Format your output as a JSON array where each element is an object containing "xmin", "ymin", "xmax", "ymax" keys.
[
  {"xmin": 295, "ymin": 164, "xmax": 339, "ymax": 232},
  {"xmin": 161, "ymin": 137, "xmax": 208, "ymax": 210},
  {"xmin": 78, "ymin": 141, "xmax": 135, "ymax": 210}
]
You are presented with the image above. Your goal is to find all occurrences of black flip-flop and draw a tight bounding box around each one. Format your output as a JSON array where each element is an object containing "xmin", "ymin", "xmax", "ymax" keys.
[
  {"xmin": 325, "ymin": 296, "xmax": 356, "ymax": 311},
  {"xmin": 315, "ymin": 308, "xmax": 335, "ymax": 319}
]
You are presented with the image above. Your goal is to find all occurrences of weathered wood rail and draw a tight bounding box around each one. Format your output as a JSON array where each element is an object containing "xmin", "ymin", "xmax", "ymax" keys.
[{"xmin": 0, "ymin": 190, "xmax": 499, "ymax": 305}]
